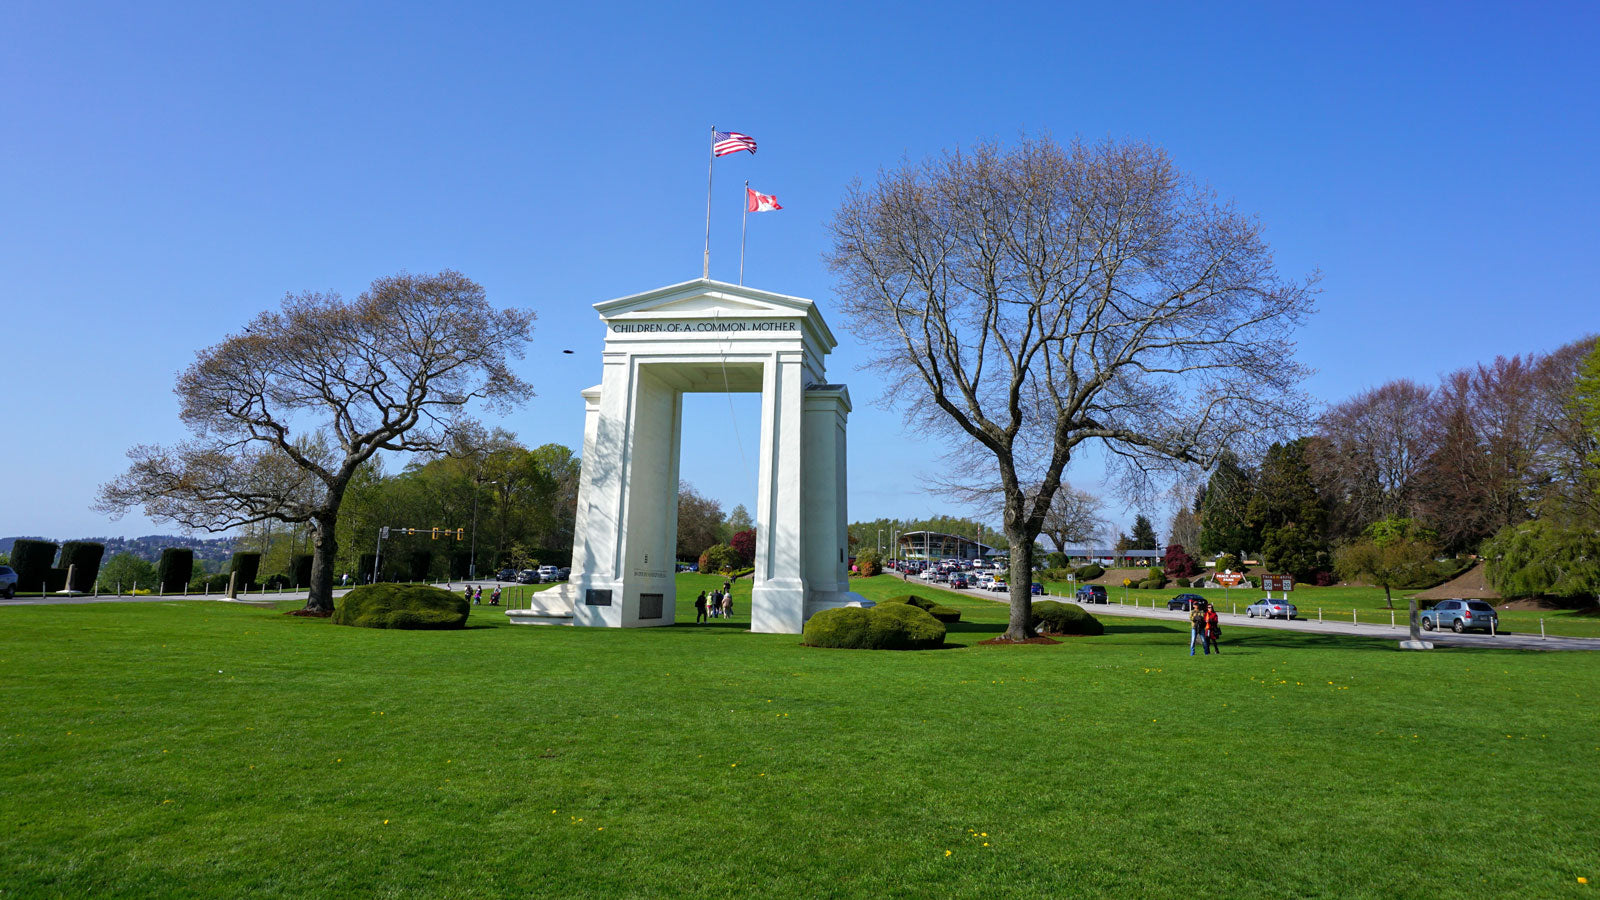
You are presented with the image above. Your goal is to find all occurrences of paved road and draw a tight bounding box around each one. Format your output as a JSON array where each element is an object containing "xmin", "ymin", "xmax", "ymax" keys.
[{"xmin": 927, "ymin": 579, "xmax": 1600, "ymax": 652}]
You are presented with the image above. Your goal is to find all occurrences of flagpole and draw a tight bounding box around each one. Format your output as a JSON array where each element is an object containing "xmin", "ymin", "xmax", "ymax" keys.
[
  {"xmin": 703, "ymin": 126, "xmax": 714, "ymax": 280},
  {"xmin": 739, "ymin": 180, "xmax": 749, "ymax": 285}
]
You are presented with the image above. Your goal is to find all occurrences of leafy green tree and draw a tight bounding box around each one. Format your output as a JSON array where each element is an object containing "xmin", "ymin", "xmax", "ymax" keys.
[
  {"xmin": 1482, "ymin": 519, "xmax": 1600, "ymax": 604},
  {"xmin": 1129, "ymin": 515, "xmax": 1158, "ymax": 551},
  {"xmin": 1199, "ymin": 451, "xmax": 1258, "ymax": 556},
  {"xmin": 854, "ymin": 548, "xmax": 882, "ymax": 576},
  {"xmin": 727, "ymin": 505, "xmax": 753, "ymax": 534},
  {"xmin": 1334, "ymin": 518, "xmax": 1438, "ymax": 610},
  {"xmin": 97, "ymin": 552, "xmax": 157, "ymax": 593},
  {"xmin": 1573, "ymin": 340, "xmax": 1600, "ymax": 501}
]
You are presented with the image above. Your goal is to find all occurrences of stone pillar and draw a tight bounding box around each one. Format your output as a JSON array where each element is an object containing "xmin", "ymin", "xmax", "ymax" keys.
[
  {"xmin": 801, "ymin": 385, "xmax": 870, "ymax": 620},
  {"xmin": 751, "ymin": 352, "xmax": 808, "ymax": 633}
]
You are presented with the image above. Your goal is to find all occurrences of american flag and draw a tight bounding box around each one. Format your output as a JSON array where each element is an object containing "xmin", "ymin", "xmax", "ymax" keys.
[{"xmin": 713, "ymin": 129, "xmax": 757, "ymax": 157}]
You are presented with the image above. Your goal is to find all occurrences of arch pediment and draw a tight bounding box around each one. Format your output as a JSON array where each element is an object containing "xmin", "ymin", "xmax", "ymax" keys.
[{"xmin": 594, "ymin": 279, "xmax": 836, "ymax": 352}]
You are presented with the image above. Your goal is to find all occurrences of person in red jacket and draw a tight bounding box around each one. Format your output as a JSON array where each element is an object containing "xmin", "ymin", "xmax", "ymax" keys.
[{"xmin": 1203, "ymin": 605, "xmax": 1222, "ymax": 655}]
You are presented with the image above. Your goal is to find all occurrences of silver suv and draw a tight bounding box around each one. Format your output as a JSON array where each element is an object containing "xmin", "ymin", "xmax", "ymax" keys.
[{"xmin": 1421, "ymin": 598, "xmax": 1499, "ymax": 634}]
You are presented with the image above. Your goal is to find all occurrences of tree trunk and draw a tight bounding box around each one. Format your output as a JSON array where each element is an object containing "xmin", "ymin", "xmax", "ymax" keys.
[
  {"xmin": 305, "ymin": 512, "xmax": 339, "ymax": 613},
  {"xmin": 1003, "ymin": 526, "xmax": 1037, "ymax": 641},
  {"xmin": 1384, "ymin": 585, "xmax": 1393, "ymax": 609}
]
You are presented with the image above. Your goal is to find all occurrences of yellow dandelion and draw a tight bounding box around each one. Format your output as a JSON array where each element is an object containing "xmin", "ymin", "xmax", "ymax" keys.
[
  {"xmin": 983, "ymin": 842, "xmax": 989, "ymax": 847},
  {"xmin": 384, "ymin": 819, "xmax": 389, "ymax": 825},
  {"xmin": 945, "ymin": 850, "xmax": 952, "ymax": 857},
  {"xmin": 1579, "ymin": 876, "xmax": 1589, "ymax": 884}
]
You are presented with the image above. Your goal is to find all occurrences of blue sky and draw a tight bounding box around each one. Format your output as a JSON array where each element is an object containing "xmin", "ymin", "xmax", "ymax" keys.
[{"xmin": 5, "ymin": 1, "xmax": 1597, "ymax": 540}]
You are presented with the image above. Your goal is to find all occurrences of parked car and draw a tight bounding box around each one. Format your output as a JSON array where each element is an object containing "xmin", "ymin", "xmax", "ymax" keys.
[
  {"xmin": 517, "ymin": 569, "xmax": 540, "ymax": 584},
  {"xmin": 1421, "ymin": 598, "xmax": 1499, "ymax": 634},
  {"xmin": 538, "ymin": 565, "xmax": 559, "ymax": 581},
  {"xmin": 1167, "ymin": 593, "xmax": 1205, "ymax": 611},
  {"xmin": 556, "ymin": 568, "xmax": 570, "ymax": 580},
  {"xmin": 0, "ymin": 565, "xmax": 16, "ymax": 599},
  {"xmin": 495, "ymin": 568, "xmax": 516, "ymax": 582},
  {"xmin": 1030, "ymin": 582, "xmax": 1044, "ymax": 595},
  {"xmin": 1076, "ymin": 585, "xmax": 1108, "ymax": 604},
  {"xmin": 1246, "ymin": 598, "xmax": 1298, "ymax": 620}
]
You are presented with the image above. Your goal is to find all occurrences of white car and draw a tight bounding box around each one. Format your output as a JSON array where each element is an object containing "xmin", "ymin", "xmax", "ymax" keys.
[{"xmin": 1246, "ymin": 598, "xmax": 1298, "ymax": 620}]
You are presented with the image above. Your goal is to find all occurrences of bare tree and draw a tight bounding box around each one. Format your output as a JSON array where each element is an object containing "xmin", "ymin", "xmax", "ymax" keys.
[
  {"xmin": 1040, "ymin": 484, "xmax": 1104, "ymax": 554},
  {"xmin": 1310, "ymin": 380, "xmax": 1433, "ymax": 541},
  {"xmin": 97, "ymin": 270, "xmax": 536, "ymax": 612},
  {"xmin": 829, "ymin": 136, "xmax": 1314, "ymax": 640}
]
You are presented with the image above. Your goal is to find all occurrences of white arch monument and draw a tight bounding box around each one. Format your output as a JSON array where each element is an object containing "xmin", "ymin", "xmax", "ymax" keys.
[{"xmin": 508, "ymin": 279, "xmax": 872, "ymax": 633}]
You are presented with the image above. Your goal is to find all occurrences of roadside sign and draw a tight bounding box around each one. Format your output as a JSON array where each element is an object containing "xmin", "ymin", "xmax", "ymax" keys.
[
  {"xmin": 1262, "ymin": 574, "xmax": 1295, "ymax": 592},
  {"xmin": 1215, "ymin": 572, "xmax": 1243, "ymax": 587},
  {"xmin": 380, "ymin": 526, "xmax": 390, "ymax": 539}
]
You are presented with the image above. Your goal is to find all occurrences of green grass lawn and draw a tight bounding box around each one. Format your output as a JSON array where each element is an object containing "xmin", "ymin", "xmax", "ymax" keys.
[
  {"xmin": 3, "ymin": 576, "xmax": 1598, "ymax": 898},
  {"xmin": 1037, "ymin": 580, "xmax": 1600, "ymax": 639}
]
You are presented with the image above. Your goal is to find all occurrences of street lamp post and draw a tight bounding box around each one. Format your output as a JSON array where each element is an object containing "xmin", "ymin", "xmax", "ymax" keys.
[
  {"xmin": 877, "ymin": 528, "xmax": 883, "ymax": 555},
  {"xmin": 468, "ymin": 479, "xmax": 498, "ymax": 581}
]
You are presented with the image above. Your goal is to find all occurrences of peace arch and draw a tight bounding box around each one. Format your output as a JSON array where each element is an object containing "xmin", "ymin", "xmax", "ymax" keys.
[{"xmin": 508, "ymin": 279, "xmax": 872, "ymax": 633}]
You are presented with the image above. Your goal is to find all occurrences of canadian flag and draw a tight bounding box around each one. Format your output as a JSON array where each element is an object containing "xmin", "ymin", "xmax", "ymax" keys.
[{"xmin": 746, "ymin": 187, "xmax": 783, "ymax": 212}]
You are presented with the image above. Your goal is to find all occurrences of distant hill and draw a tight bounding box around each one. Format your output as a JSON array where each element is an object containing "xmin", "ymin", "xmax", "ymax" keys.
[{"xmin": 0, "ymin": 534, "xmax": 239, "ymax": 565}]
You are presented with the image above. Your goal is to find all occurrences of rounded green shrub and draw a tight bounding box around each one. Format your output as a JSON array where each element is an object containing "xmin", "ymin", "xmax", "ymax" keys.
[
  {"xmin": 1074, "ymin": 564, "xmax": 1105, "ymax": 581},
  {"xmin": 803, "ymin": 602, "xmax": 945, "ymax": 650},
  {"xmin": 878, "ymin": 593, "xmax": 962, "ymax": 623},
  {"xmin": 332, "ymin": 583, "xmax": 470, "ymax": 630},
  {"xmin": 1030, "ymin": 600, "xmax": 1105, "ymax": 635}
]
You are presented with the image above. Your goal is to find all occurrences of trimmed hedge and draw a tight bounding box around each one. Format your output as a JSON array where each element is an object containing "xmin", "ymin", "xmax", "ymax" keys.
[
  {"xmin": 157, "ymin": 548, "xmax": 194, "ymax": 593},
  {"xmin": 802, "ymin": 603, "xmax": 945, "ymax": 650},
  {"xmin": 58, "ymin": 541, "xmax": 105, "ymax": 592},
  {"xmin": 878, "ymin": 593, "xmax": 962, "ymax": 623},
  {"xmin": 332, "ymin": 583, "xmax": 470, "ymax": 629},
  {"xmin": 291, "ymin": 554, "xmax": 314, "ymax": 589},
  {"xmin": 1030, "ymin": 600, "xmax": 1105, "ymax": 636},
  {"xmin": 229, "ymin": 552, "xmax": 261, "ymax": 588},
  {"xmin": 1074, "ymin": 564, "xmax": 1105, "ymax": 581},
  {"xmin": 10, "ymin": 539, "xmax": 58, "ymax": 592}
]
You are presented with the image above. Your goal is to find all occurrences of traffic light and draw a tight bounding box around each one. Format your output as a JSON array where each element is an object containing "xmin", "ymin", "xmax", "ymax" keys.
[
  {"xmin": 456, "ymin": 528, "xmax": 465, "ymax": 541},
  {"xmin": 431, "ymin": 528, "xmax": 439, "ymax": 540}
]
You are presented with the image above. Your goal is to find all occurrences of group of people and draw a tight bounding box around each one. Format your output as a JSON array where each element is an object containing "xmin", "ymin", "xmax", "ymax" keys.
[
  {"xmin": 465, "ymin": 585, "xmax": 501, "ymax": 606},
  {"xmin": 694, "ymin": 584, "xmax": 735, "ymax": 622},
  {"xmin": 1189, "ymin": 599, "xmax": 1222, "ymax": 656}
]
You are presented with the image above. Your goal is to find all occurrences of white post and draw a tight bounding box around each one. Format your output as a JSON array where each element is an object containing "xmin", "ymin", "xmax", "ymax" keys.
[
  {"xmin": 133, "ymin": 580, "xmax": 138, "ymax": 595},
  {"xmin": 1353, "ymin": 609, "xmax": 1358, "ymax": 625},
  {"xmin": 1319, "ymin": 607, "xmax": 1322, "ymax": 622},
  {"xmin": 739, "ymin": 180, "xmax": 749, "ymax": 285},
  {"xmin": 1540, "ymin": 617, "xmax": 1546, "ymax": 640},
  {"xmin": 703, "ymin": 126, "xmax": 715, "ymax": 279},
  {"xmin": 1391, "ymin": 610, "xmax": 1395, "ymax": 628}
]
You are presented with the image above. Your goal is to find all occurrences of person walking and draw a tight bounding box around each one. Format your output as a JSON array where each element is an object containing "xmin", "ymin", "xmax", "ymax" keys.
[
  {"xmin": 1189, "ymin": 600, "xmax": 1209, "ymax": 656},
  {"xmin": 1203, "ymin": 604, "xmax": 1221, "ymax": 655},
  {"xmin": 341, "ymin": 572, "xmax": 349, "ymax": 587},
  {"xmin": 721, "ymin": 590, "xmax": 733, "ymax": 619},
  {"xmin": 464, "ymin": 585, "xmax": 473, "ymax": 604},
  {"xmin": 490, "ymin": 586, "xmax": 501, "ymax": 606},
  {"xmin": 473, "ymin": 586, "xmax": 483, "ymax": 606},
  {"xmin": 694, "ymin": 591, "xmax": 708, "ymax": 623}
]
